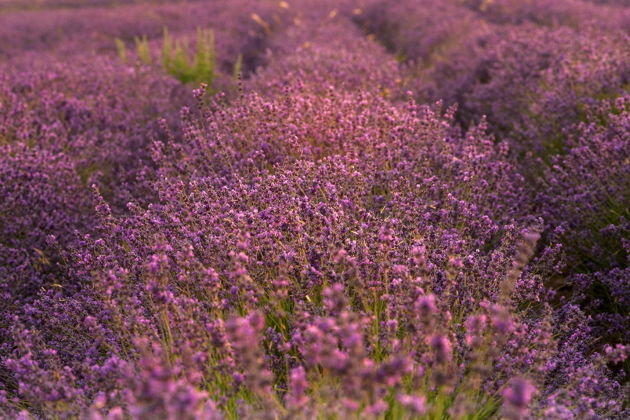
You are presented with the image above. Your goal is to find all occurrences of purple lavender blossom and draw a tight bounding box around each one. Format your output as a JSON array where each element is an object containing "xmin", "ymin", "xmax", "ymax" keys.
[{"xmin": 0, "ymin": 0, "xmax": 629, "ymax": 418}]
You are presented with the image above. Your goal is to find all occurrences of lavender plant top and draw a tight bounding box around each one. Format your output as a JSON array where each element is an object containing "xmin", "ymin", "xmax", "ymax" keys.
[{"xmin": 0, "ymin": 0, "xmax": 629, "ymax": 419}]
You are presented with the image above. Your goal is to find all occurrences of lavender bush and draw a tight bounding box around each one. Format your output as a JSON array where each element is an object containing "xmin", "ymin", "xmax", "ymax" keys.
[
  {"xmin": 356, "ymin": 0, "xmax": 630, "ymax": 160},
  {"xmin": 0, "ymin": 0, "xmax": 629, "ymax": 419},
  {"xmin": 538, "ymin": 94, "xmax": 630, "ymax": 347}
]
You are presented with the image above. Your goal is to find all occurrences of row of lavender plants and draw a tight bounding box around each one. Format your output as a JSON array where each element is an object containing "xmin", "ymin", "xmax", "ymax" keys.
[
  {"xmin": 0, "ymin": 0, "xmax": 628, "ymax": 418},
  {"xmin": 354, "ymin": 0, "xmax": 630, "ymax": 352}
]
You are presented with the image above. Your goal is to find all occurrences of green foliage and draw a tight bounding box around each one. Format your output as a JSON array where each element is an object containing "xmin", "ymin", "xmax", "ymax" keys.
[
  {"xmin": 114, "ymin": 38, "xmax": 127, "ymax": 64},
  {"xmin": 134, "ymin": 34, "xmax": 152, "ymax": 65},
  {"xmin": 233, "ymin": 53, "xmax": 243, "ymax": 81},
  {"xmin": 162, "ymin": 27, "xmax": 216, "ymax": 87},
  {"xmin": 115, "ymin": 27, "xmax": 220, "ymax": 90}
]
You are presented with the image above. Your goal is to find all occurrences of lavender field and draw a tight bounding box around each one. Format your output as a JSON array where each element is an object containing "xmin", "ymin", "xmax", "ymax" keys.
[{"xmin": 0, "ymin": 0, "xmax": 629, "ymax": 418}]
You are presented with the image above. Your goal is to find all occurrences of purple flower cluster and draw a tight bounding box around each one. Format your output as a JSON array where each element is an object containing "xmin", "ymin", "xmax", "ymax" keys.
[
  {"xmin": 1, "ymin": 0, "xmax": 629, "ymax": 418},
  {"xmin": 357, "ymin": 0, "xmax": 630, "ymax": 159}
]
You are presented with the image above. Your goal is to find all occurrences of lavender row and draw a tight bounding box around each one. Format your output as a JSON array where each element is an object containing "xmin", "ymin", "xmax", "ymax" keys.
[
  {"xmin": 0, "ymin": 0, "xmax": 629, "ymax": 419},
  {"xmin": 354, "ymin": 0, "xmax": 630, "ymax": 354}
]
